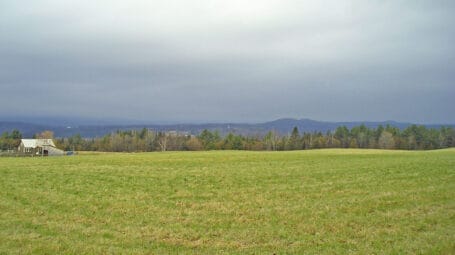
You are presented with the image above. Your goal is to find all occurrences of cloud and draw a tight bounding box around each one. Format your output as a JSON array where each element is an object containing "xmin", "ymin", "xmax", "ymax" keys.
[{"xmin": 0, "ymin": 0, "xmax": 454, "ymax": 123}]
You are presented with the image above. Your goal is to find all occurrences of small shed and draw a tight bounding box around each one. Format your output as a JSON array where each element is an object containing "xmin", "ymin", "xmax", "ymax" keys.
[{"xmin": 17, "ymin": 139, "xmax": 64, "ymax": 156}]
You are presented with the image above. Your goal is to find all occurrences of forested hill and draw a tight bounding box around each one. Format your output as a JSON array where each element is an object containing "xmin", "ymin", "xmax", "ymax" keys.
[{"xmin": 0, "ymin": 118, "xmax": 453, "ymax": 138}]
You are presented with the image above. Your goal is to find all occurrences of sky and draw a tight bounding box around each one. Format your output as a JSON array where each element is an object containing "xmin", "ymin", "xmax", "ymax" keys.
[{"xmin": 1, "ymin": 0, "xmax": 454, "ymax": 124}]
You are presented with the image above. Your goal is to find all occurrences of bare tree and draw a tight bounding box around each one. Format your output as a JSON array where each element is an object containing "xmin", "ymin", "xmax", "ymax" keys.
[
  {"xmin": 378, "ymin": 131, "xmax": 395, "ymax": 149},
  {"xmin": 35, "ymin": 130, "xmax": 54, "ymax": 139},
  {"xmin": 157, "ymin": 132, "xmax": 168, "ymax": 151}
]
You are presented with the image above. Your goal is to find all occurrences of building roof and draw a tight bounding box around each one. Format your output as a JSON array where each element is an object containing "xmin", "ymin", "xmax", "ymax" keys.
[{"xmin": 21, "ymin": 139, "xmax": 56, "ymax": 148}]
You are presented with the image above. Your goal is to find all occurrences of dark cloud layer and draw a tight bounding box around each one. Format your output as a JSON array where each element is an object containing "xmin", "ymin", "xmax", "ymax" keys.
[{"xmin": 1, "ymin": 0, "xmax": 454, "ymax": 124}]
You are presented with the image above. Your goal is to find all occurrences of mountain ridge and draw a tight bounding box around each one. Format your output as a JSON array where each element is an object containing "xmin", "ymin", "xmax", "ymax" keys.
[{"xmin": 1, "ymin": 118, "xmax": 453, "ymax": 138}]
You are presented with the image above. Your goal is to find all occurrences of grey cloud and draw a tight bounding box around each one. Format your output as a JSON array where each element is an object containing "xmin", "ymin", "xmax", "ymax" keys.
[{"xmin": 0, "ymin": 0, "xmax": 454, "ymax": 124}]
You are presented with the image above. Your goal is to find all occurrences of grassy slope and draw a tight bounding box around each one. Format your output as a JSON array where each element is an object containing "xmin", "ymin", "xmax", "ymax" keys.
[{"xmin": 0, "ymin": 149, "xmax": 454, "ymax": 254}]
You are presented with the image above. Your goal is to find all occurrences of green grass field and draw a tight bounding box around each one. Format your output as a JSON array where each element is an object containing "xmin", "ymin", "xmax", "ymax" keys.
[{"xmin": 0, "ymin": 149, "xmax": 454, "ymax": 254}]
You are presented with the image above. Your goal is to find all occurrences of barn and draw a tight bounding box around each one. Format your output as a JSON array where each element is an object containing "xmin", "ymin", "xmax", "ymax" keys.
[{"xmin": 17, "ymin": 139, "xmax": 64, "ymax": 156}]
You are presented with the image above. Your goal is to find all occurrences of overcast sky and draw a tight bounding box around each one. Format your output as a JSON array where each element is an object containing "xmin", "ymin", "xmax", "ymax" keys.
[{"xmin": 1, "ymin": 0, "xmax": 454, "ymax": 124}]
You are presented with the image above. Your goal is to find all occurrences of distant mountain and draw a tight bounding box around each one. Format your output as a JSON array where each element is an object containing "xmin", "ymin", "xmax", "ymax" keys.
[{"xmin": 0, "ymin": 118, "xmax": 453, "ymax": 138}]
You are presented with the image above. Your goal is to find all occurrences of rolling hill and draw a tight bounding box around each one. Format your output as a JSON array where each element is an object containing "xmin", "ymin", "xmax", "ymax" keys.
[{"xmin": 0, "ymin": 118, "xmax": 453, "ymax": 138}]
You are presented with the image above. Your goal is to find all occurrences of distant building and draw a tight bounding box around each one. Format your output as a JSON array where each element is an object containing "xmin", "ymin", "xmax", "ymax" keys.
[
  {"xmin": 167, "ymin": 130, "xmax": 190, "ymax": 137},
  {"xmin": 17, "ymin": 139, "xmax": 64, "ymax": 156}
]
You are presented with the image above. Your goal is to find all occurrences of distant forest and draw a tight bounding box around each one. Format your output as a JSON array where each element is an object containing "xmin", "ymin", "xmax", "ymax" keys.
[{"xmin": 1, "ymin": 124, "xmax": 454, "ymax": 152}]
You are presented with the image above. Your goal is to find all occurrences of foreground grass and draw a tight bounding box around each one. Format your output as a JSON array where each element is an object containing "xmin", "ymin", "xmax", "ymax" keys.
[{"xmin": 0, "ymin": 149, "xmax": 454, "ymax": 254}]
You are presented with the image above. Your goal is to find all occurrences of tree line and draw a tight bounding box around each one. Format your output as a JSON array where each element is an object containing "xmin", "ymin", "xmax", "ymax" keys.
[
  {"xmin": 0, "ymin": 130, "xmax": 22, "ymax": 151},
  {"xmin": 1, "ymin": 124, "xmax": 454, "ymax": 152},
  {"xmin": 57, "ymin": 124, "xmax": 454, "ymax": 151}
]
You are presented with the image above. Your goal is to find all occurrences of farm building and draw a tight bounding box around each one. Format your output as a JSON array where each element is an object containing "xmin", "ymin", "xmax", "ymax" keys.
[{"xmin": 17, "ymin": 139, "xmax": 64, "ymax": 156}]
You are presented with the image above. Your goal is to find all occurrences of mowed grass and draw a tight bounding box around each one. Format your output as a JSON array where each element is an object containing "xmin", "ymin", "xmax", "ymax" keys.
[{"xmin": 0, "ymin": 149, "xmax": 454, "ymax": 254}]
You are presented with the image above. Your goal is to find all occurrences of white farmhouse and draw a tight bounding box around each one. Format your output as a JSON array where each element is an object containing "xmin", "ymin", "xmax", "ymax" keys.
[{"xmin": 17, "ymin": 139, "xmax": 64, "ymax": 156}]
